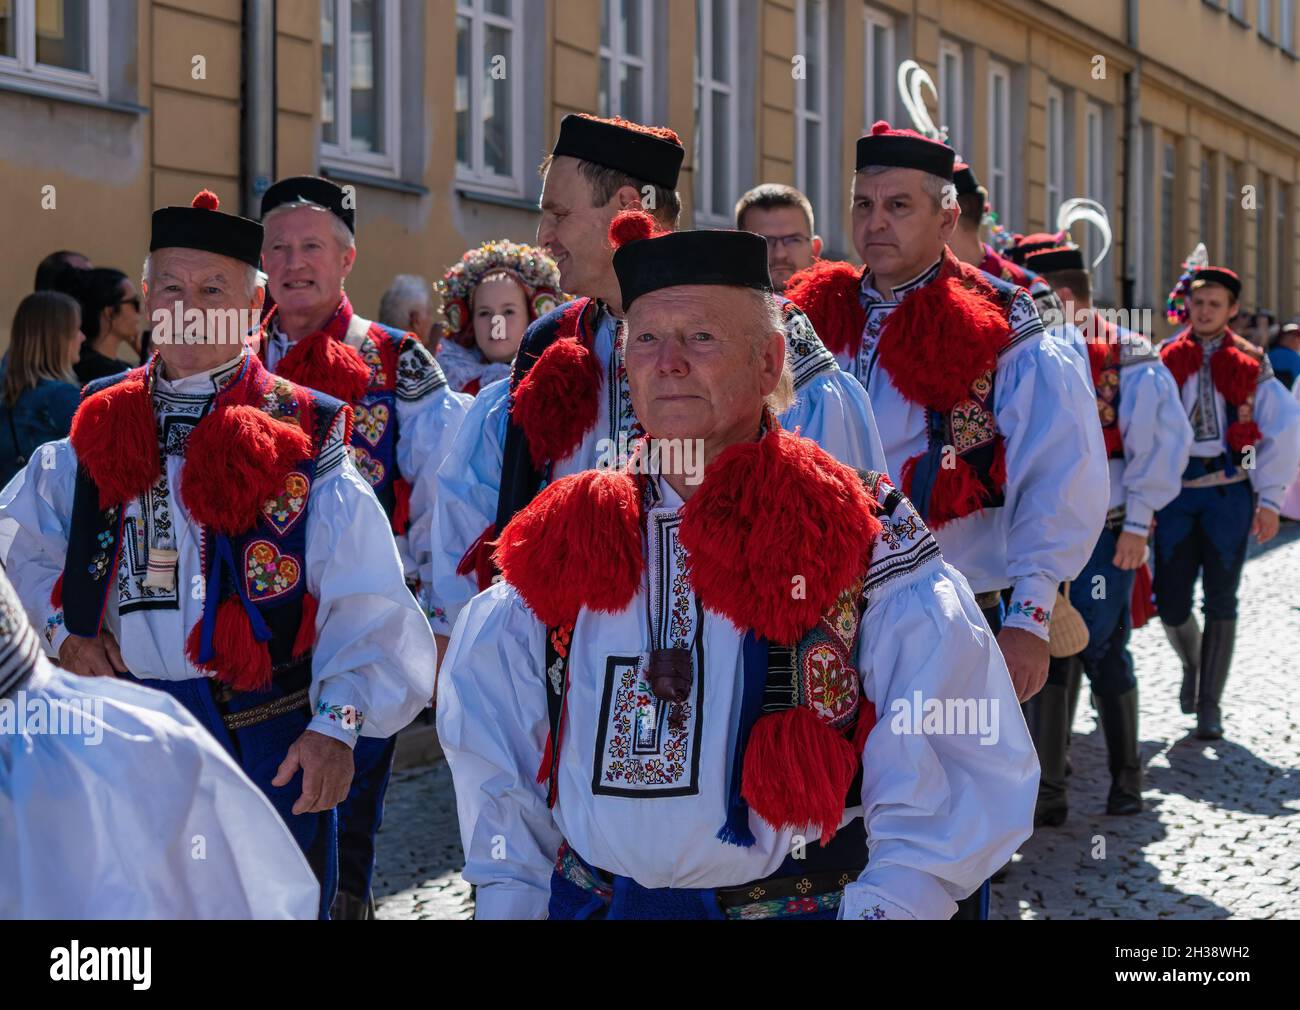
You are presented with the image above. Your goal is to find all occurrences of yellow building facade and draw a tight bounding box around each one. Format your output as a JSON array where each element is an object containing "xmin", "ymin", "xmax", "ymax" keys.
[{"xmin": 1, "ymin": 0, "xmax": 1297, "ymax": 346}]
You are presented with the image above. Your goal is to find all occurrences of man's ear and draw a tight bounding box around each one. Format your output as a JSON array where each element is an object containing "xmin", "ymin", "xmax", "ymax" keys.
[
  {"xmin": 811, "ymin": 236, "xmax": 824, "ymax": 258},
  {"xmin": 616, "ymin": 185, "xmax": 644, "ymax": 213},
  {"xmin": 251, "ymin": 285, "xmax": 266, "ymax": 314},
  {"xmin": 341, "ymin": 245, "xmax": 357, "ymax": 282},
  {"xmin": 938, "ymin": 204, "xmax": 960, "ymax": 242}
]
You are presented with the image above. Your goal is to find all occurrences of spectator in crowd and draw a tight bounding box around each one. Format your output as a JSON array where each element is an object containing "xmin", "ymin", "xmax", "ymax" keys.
[
  {"xmin": 0, "ymin": 292, "xmax": 83, "ymax": 488},
  {"xmin": 32, "ymin": 250, "xmax": 92, "ymax": 291},
  {"xmin": 733, "ymin": 183, "xmax": 823, "ymax": 292},
  {"xmin": 1268, "ymin": 321, "xmax": 1300, "ymax": 390},
  {"xmin": 57, "ymin": 267, "xmax": 141, "ymax": 384},
  {"xmin": 435, "ymin": 240, "xmax": 562, "ymax": 395},
  {"xmin": 378, "ymin": 274, "xmax": 437, "ymax": 347}
]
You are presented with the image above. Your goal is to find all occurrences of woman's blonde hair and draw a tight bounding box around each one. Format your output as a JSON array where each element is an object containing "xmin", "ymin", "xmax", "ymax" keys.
[{"xmin": 4, "ymin": 292, "xmax": 81, "ymax": 406}]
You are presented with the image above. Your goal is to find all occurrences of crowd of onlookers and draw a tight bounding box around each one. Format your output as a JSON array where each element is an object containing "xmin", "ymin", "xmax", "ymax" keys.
[{"xmin": 5, "ymin": 184, "xmax": 1300, "ymax": 509}]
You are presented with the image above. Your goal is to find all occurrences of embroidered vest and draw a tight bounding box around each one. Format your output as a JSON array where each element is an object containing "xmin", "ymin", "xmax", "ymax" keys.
[
  {"xmin": 1159, "ymin": 328, "xmax": 1263, "ymax": 467},
  {"xmin": 264, "ymin": 299, "xmax": 433, "ymax": 534},
  {"xmin": 61, "ymin": 355, "xmax": 347, "ymax": 693}
]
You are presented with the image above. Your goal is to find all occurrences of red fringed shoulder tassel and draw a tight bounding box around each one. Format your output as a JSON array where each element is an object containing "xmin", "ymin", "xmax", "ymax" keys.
[
  {"xmin": 783, "ymin": 260, "xmax": 868, "ymax": 357},
  {"xmin": 510, "ymin": 300, "xmax": 603, "ymax": 470},
  {"xmin": 275, "ymin": 329, "xmax": 372, "ymax": 405},
  {"xmin": 1159, "ymin": 331, "xmax": 1203, "ymax": 388},
  {"xmin": 678, "ymin": 428, "xmax": 879, "ymax": 645},
  {"xmin": 180, "ymin": 404, "xmax": 313, "ymax": 534},
  {"xmin": 875, "ymin": 263, "xmax": 1010, "ymax": 410},
  {"xmin": 70, "ymin": 373, "xmax": 161, "ymax": 509},
  {"xmin": 184, "ymin": 596, "xmax": 272, "ymax": 693}
]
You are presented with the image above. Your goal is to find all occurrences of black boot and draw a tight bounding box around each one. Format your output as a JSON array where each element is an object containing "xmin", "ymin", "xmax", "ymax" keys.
[
  {"xmin": 1064, "ymin": 658, "xmax": 1083, "ymax": 777},
  {"xmin": 1163, "ymin": 618, "xmax": 1201, "ymax": 714},
  {"xmin": 1024, "ymin": 681, "xmax": 1070, "ymax": 827},
  {"xmin": 1095, "ymin": 688, "xmax": 1143, "ymax": 814},
  {"xmin": 1196, "ymin": 619, "xmax": 1236, "ymax": 740}
]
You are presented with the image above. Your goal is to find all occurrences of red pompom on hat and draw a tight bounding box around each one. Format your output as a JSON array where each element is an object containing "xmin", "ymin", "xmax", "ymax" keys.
[
  {"xmin": 607, "ymin": 209, "xmax": 666, "ymax": 249},
  {"xmin": 191, "ymin": 189, "xmax": 221, "ymax": 210}
]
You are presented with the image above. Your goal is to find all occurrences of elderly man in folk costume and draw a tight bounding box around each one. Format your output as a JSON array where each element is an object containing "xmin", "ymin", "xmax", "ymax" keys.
[
  {"xmin": 784, "ymin": 124, "xmax": 1107, "ymax": 913},
  {"xmin": 0, "ymin": 563, "xmax": 321, "ymax": 918},
  {"xmin": 437, "ymin": 214, "xmax": 1038, "ymax": 921},
  {"xmin": 428, "ymin": 114, "xmax": 888, "ymax": 656},
  {"xmin": 1155, "ymin": 256, "xmax": 1300, "ymax": 740},
  {"xmin": 255, "ymin": 175, "xmax": 469, "ymax": 918},
  {"xmin": 0, "ymin": 191, "xmax": 436, "ymax": 919},
  {"xmin": 1019, "ymin": 241, "xmax": 1192, "ymax": 822}
]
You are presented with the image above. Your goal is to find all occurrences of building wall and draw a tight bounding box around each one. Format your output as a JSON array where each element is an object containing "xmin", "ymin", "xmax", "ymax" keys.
[{"xmin": 2, "ymin": 0, "xmax": 1298, "ymax": 349}]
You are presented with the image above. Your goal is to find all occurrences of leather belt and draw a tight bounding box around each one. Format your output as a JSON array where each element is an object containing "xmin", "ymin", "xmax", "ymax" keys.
[{"xmin": 221, "ymin": 687, "xmax": 312, "ymax": 731}]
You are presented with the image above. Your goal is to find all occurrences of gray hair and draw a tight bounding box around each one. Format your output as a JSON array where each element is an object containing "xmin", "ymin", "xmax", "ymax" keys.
[
  {"xmin": 857, "ymin": 164, "xmax": 951, "ymax": 212},
  {"xmin": 141, "ymin": 253, "xmax": 266, "ymax": 299},
  {"xmin": 378, "ymin": 274, "xmax": 433, "ymax": 329},
  {"xmin": 263, "ymin": 200, "xmax": 356, "ymax": 251}
]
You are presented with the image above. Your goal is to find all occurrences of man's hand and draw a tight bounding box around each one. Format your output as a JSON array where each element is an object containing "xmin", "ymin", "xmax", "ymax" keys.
[
  {"xmin": 57, "ymin": 632, "xmax": 127, "ymax": 678},
  {"xmin": 1111, "ymin": 530, "xmax": 1148, "ymax": 570},
  {"xmin": 273, "ymin": 730, "xmax": 355, "ymax": 815},
  {"xmin": 1252, "ymin": 506, "xmax": 1280, "ymax": 544},
  {"xmin": 996, "ymin": 626, "xmax": 1050, "ymax": 702}
]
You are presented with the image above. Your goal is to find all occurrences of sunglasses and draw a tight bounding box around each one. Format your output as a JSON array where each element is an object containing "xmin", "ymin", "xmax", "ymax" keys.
[{"xmin": 117, "ymin": 296, "xmax": 141, "ymax": 312}]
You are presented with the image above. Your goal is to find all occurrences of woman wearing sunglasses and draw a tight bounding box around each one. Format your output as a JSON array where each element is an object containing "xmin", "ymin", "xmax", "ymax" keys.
[{"xmin": 61, "ymin": 266, "xmax": 142, "ymax": 385}]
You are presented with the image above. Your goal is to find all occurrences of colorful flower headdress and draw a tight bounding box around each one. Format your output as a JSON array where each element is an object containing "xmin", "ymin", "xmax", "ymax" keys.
[
  {"xmin": 1165, "ymin": 242, "xmax": 1210, "ymax": 325},
  {"xmin": 437, "ymin": 240, "xmax": 564, "ymax": 337}
]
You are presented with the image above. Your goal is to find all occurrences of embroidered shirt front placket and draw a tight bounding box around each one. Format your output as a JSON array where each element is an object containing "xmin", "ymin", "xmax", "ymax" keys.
[
  {"xmin": 856, "ymin": 258, "xmax": 943, "ymax": 387},
  {"xmin": 1192, "ymin": 337, "xmax": 1222, "ymax": 443}
]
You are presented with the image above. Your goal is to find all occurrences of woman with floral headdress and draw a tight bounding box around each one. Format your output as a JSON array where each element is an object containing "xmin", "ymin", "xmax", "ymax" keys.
[{"xmin": 436, "ymin": 240, "xmax": 563, "ymax": 395}]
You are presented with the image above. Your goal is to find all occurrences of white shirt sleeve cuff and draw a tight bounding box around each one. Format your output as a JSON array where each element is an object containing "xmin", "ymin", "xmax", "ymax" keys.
[
  {"xmin": 1123, "ymin": 499, "xmax": 1154, "ymax": 531},
  {"xmin": 839, "ymin": 865, "xmax": 958, "ymax": 920},
  {"xmin": 474, "ymin": 882, "xmax": 551, "ymax": 920},
  {"xmin": 1004, "ymin": 575, "xmax": 1057, "ymax": 640}
]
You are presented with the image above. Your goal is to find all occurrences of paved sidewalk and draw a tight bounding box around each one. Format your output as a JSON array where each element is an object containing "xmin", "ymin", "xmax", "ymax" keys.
[{"xmin": 374, "ymin": 525, "xmax": 1300, "ymax": 920}]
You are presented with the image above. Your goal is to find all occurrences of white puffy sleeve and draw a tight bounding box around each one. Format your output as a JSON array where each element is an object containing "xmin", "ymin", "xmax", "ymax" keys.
[
  {"xmin": 841, "ymin": 494, "xmax": 1039, "ymax": 920},
  {"xmin": 393, "ymin": 341, "xmax": 472, "ymax": 589},
  {"xmin": 0, "ymin": 438, "xmax": 78, "ymax": 656},
  {"xmin": 436, "ymin": 581, "xmax": 562, "ymax": 920},
  {"xmin": 777, "ymin": 302, "xmax": 889, "ymax": 476},
  {"xmin": 304, "ymin": 415, "xmax": 437, "ymax": 746},
  {"xmin": 427, "ymin": 377, "xmax": 512, "ymax": 636},
  {"xmin": 1117, "ymin": 361, "xmax": 1193, "ymax": 531},
  {"xmin": 0, "ymin": 662, "xmax": 321, "ymax": 919},
  {"xmin": 995, "ymin": 294, "xmax": 1109, "ymax": 638},
  {"xmin": 1251, "ymin": 373, "xmax": 1300, "ymax": 513}
]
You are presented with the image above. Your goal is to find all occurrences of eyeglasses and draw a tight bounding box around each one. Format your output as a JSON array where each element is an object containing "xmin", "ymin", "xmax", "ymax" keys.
[
  {"xmin": 117, "ymin": 296, "xmax": 141, "ymax": 312},
  {"xmin": 762, "ymin": 233, "xmax": 812, "ymax": 252}
]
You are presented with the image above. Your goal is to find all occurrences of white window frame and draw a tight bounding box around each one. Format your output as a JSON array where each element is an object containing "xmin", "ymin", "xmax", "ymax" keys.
[
  {"xmin": 321, "ymin": 0, "xmax": 402, "ymax": 179},
  {"xmin": 1275, "ymin": 180, "xmax": 1290, "ymax": 316},
  {"xmin": 1224, "ymin": 160, "xmax": 1238, "ymax": 263},
  {"xmin": 1260, "ymin": 0, "xmax": 1275, "ymax": 39},
  {"xmin": 1281, "ymin": 0, "xmax": 1297, "ymax": 51},
  {"xmin": 0, "ymin": 0, "xmax": 106, "ymax": 101},
  {"xmin": 694, "ymin": 0, "xmax": 740, "ymax": 227},
  {"xmin": 1084, "ymin": 101, "xmax": 1108, "ymax": 297},
  {"xmin": 1161, "ymin": 140, "xmax": 1177, "ymax": 297},
  {"xmin": 453, "ymin": 0, "xmax": 525, "ymax": 195},
  {"xmin": 862, "ymin": 6, "xmax": 895, "ymax": 129},
  {"xmin": 599, "ymin": 0, "xmax": 655, "ymax": 121},
  {"xmin": 938, "ymin": 39, "xmax": 964, "ymax": 156},
  {"xmin": 795, "ymin": 0, "xmax": 829, "ymax": 219},
  {"xmin": 987, "ymin": 60, "xmax": 1011, "ymax": 219},
  {"xmin": 1228, "ymin": 0, "xmax": 1246, "ymax": 19},
  {"xmin": 1255, "ymin": 170, "xmax": 1269, "ymax": 309},
  {"xmin": 1045, "ymin": 83, "xmax": 1065, "ymax": 228}
]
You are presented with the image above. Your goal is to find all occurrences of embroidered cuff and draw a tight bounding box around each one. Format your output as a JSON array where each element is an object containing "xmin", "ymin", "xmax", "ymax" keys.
[
  {"xmin": 1005, "ymin": 576, "xmax": 1057, "ymax": 641},
  {"xmin": 839, "ymin": 865, "xmax": 955, "ymax": 920},
  {"xmin": 309, "ymin": 700, "xmax": 365, "ymax": 749},
  {"xmin": 1123, "ymin": 498, "xmax": 1154, "ymax": 532},
  {"xmin": 43, "ymin": 610, "xmax": 70, "ymax": 660}
]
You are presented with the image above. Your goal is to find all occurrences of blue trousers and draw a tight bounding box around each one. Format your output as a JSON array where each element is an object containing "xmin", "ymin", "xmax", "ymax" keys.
[
  {"xmin": 1065, "ymin": 525, "xmax": 1138, "ymax": 696},
  {"xmin": 131, "ymin": 674, "xmax": 338, "ymax": 920},
  {"xmin": 335, "ymin": 734, "xmax": 397, "ymax": 903},
  {"xmin": 1153, "ymin": 480, "xmax": 1254, "ymax": 624}
]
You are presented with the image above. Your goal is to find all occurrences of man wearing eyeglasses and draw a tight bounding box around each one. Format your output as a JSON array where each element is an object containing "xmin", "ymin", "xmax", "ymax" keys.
[{"xmin": 734, "ymin": 184, "xmax": 824, "ymax": 292}]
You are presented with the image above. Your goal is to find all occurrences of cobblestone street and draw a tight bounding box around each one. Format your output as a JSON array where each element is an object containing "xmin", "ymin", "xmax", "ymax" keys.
[{"xmin": 374, "ymin": 525, "xmax": 1300, "ymax": 920}]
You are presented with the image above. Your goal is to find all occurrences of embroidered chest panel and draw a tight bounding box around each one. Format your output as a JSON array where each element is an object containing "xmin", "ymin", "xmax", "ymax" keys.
[{"xmin": 592, "ymin": 512, "xmax": 704, "ymax": 797}]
